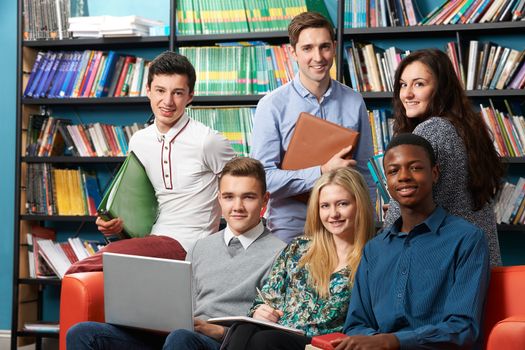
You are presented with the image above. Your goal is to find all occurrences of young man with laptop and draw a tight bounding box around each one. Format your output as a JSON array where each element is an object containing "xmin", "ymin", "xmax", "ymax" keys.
[{"xmin": 66, "ymin": 157, "xmax": 286, "ymax": 350}]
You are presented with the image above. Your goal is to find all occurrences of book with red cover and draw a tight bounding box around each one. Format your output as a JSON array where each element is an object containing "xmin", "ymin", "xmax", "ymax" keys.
[
  {"xmin": 281, "ymin": 112, "xmax": 360, "ymax": 202},
  {"xmin": 311, "ymin": 332, "xmax": 347, "ymax": 350}
]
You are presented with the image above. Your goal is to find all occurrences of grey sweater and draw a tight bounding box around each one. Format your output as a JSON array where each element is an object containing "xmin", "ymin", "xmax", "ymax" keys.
[{"xmin": 188, "ymin": 228, "xmax": 285, "ymax": 319}]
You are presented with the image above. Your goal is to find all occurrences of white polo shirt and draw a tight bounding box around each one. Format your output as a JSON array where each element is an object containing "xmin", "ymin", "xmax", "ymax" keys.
[{"xmin": 129, "ymin": 113, "xmax": 235, "ymax": 251}]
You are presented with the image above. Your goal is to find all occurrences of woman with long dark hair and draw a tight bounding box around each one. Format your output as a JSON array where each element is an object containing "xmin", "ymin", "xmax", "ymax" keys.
[{"xmin": 385, "ymin": 48, "xmax": 504, "ymax": 266}]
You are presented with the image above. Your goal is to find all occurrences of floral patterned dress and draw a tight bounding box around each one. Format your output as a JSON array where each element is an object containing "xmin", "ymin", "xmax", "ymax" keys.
[{"xmin": 248, "ymin": 236, "xmax": 351, "ymax": 337}]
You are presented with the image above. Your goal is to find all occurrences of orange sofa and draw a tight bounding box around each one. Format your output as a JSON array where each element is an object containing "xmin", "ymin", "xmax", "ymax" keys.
[
  {"xmin": 59, "ymin": 266, "xmax": 525, "ymax": 350},
  {"xmin": 59, "ymin": 272, "xmax": 104, "ymax": 350}
]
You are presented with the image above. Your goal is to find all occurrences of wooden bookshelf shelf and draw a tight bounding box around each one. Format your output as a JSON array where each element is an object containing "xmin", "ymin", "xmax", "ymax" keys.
[
  {"xmin": 22, "ymin": 96, "xmax": 150, "ymax": 105},
  {"xmin": 19, "ymin": 278, "xmax": 61, "ymax": 286},
  {"xmin": 176, "ymin": 31, "xmax": 289, "ymax": 45},
  {"xmin": 497, "ymin": 224, "xmax": 525, "ymax": 232},
  {"xmin": 23, "ymin": 156, "xmax": 125, "ymax": 163},
  {"xmin": 502, "ymin": 157, "xmax": 525, "ymax": 164},
  {"xmin": 20, "ymin": 215, "xmax": 97, "ymax": 222},
  {"xmin": 16, "ymin": 330, "xmax": 59, "ymax": 338},
  {"xmin": 343, "ymin": 21, "xmax": 525, "ymax": 39},
  {"xmin": 23, "ymin": 36, "xmax": 169, "ymax": 49}
]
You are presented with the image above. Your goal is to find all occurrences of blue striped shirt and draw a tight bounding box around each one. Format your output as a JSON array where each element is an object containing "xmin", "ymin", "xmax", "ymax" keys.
[{"xmin": 344, "ymin": 206, "xmax": 489, "ymax": 349}]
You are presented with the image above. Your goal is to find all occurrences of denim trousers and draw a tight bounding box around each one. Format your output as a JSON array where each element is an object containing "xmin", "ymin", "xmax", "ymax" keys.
[{"xmin": 66, "ymin": 321, "xmax": 221, "ymax": 350}]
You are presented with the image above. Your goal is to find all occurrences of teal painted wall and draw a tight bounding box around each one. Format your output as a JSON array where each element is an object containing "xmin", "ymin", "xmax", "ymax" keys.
[{"xmin": 0, "ymin": 0, "xmax": 17, "ymax": 330}]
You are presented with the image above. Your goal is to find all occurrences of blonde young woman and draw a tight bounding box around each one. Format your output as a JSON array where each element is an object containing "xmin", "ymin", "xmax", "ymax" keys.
[{"xmin": 222, "ymin": 167, "xmax": 375, "ymax": 350}]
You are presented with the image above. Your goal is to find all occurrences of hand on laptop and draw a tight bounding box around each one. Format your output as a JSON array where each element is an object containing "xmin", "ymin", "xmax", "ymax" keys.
[
  {"xmin": 194, "ymin": 318, "xmax": 225, "ymax": 341},
  {"xmin": 96, "ymin": 216, "xmax": 124, "ymax": 239}
]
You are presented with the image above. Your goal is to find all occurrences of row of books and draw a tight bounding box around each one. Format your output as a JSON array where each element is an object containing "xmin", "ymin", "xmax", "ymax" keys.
[
  {"xmin": 188, "ymin": 107, "xmax": 255, "ymax": 157},
  {"xmin": 179, "ymin": 43, "xmax": 302, "ymax": 95},
  {"xmin": 26, "ymin": 114, "xmax": 147, "ymax": 157},
  {"xmin": 480, "ymin": 101, "xmax": 525, "ymax": 157},
  {"xmin": 22, "ymin": 0, "xmax": 87, "ymax": 41},
  {"xmin": 176, "ymin": 0, "xmax": 329, "ymax": 35},
  {"xmin": 24, "ymin": 50, "xmax": 150, "ymax": 99},
  {"xmin": 26, "ymin": 164, "xmax": 103, "ymax": 216},
  {"xmin": 368, "ymin": 109, "xmax": 394, "ymax": 155},
  {"xmin": 68, "ymin": 15, "xmax": 165, "ymax": 38},
  {"xmin": 26, "ymin": 225, "xmax": 105, "ymax": 279},
  {"xmin": 453, "ymin": 40, "xmax": 525, "ymax": 91},
  {"xmin": 421, "ymin": 0, "xmax": 525, "ymax": 25},
  {"xmin": 495, "ymin": 177, "xmax": 525, "ymax": 225},
  {"xmin": 344, "ymin": 0, "xmax": 422, "ymax": 28},
  {"xmin": 367, "ymin": 153, "xmax": 390, "ymax": 222},
  {"xmin": 344, "ymin": 41, "xmax": 411, "ymax": 92}
]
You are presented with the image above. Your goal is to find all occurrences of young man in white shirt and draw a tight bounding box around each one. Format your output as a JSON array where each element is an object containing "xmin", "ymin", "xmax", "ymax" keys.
[{"xmin": 66, "ymin": 51, "xmax": 235, "ymax": 274}]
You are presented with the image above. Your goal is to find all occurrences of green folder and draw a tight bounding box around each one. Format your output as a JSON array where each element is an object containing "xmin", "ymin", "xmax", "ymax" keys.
[{"xmin": 97, "ymin": 151, "xmax": 158, "ymax": 238}]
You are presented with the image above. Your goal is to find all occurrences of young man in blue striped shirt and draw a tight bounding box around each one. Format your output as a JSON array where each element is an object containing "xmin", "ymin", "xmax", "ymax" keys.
[{"xmin": 332, "ymin": 133, "xmax": 490, "ymax": 350}]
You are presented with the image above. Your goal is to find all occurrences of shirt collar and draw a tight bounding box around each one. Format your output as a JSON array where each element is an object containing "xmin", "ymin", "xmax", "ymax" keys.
[
  {"xmin": 292, "ymin": 73, "xmax": 334, "ymax": 99},
  {"xmin": 383, "ymin": 206, "xmax": 447, "ymax": 239},
  {"xmin": 154, "ymin": 113, "xmax": 189, "ymax": 142},
  {"xmin": 223, "ymin": 221, "xmax": 265, "ymax": 250}
]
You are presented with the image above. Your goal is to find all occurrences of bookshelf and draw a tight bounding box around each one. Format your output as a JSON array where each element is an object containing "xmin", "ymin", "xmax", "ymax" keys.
[{"xmin": 11, "ymin": 0, "xmax": 525, "ymax": 348}]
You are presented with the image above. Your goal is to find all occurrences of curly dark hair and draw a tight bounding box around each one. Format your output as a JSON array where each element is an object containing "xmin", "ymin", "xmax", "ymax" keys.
[{"xmin": 392, "ymin": 48, "xmax": 504, "ymax": 210}]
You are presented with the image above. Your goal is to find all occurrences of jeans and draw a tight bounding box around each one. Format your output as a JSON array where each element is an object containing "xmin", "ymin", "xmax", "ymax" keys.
[{"xmin": 66, "ymin": 322, "xmax": 221, "ymax": 350}]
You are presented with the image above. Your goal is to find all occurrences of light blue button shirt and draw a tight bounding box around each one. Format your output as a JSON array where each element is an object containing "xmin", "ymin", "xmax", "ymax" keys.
[{"xmin": 250, "ymin": 73, "xmax": 375, "ymax": 242}]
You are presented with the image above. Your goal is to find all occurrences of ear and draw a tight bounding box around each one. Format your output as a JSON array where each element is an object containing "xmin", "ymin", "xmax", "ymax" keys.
[
  {"xmin": 145, "ymin": 84, "xmax": 151, "ymax": 99},
  {"xmin": 262, "ymin": 191, "xmax": 270, "ymax": 207},
  {"xmin": 431, "ymin": 164, "xmax": 439, "ymax": 185},
  {"xmin": 290, "ymin": 45, "xmax": 298, "ymax": 61}
]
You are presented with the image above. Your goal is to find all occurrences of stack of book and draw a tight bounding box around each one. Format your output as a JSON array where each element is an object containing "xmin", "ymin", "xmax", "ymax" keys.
[
  {"xmin": 367, "ymin": 154, "xmax": 390, "ymax": 221},
  {"xmin": 495, "ymin": 178, "xmax": 525, "ymax": 225},
  {"xmin": 176, "ymin": 0, "xmax": 332, "ymax": 34},
  {"xmin": 26, "ymin": 225, "xmax": 105, "ymax": 279},
  {"xmin": 368, "ymin": 109, "xmax": 394, "ymax": 156},
  {"xmin": 68, "ymin": 15, "xmax": 164, "ymax": 38},
  {"xmin": 25, "ymin": 114, "xmax": 147, "ymax": 157},
  {"xmin": 26, "ymin": 165, "xmax": 103, "ymax": 216},
  {"xmin": 344, "ymin": 0, "xmax": 421, "ymax": 28},
  {"xmin": 480, "ymin": 101, "xmax": 525, "ymax": 157},
  {"xmin": 344, "ymin": 41, "xmax": 411, "ymax": 92},
  {"xmin": 188, "ymin": 107, "xmax": 255, "ymax": 156},
  {"xmin": 180, "ymin": 43, "xmax": 317, "ymax": 95},
  {"xmin": 454, "ymin": 41, "xmax": 525, "ymax": 91},
  {"xmin": 22, "ymin": 0, "xmax": 86, "ymax": 40},
  {"xmin": 23, "ymin": 50, "xmax": 150, "ymax": 99},
  {"xmin": 421, "ymin": 0, "xmax": 525, "ymax": 25}
]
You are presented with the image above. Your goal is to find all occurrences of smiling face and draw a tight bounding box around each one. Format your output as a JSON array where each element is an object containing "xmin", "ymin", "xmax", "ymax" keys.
[
  {"xmin": 218, "ymin": 174, "xmax": 269, "ymax": 236},
  {"xmin": 290, "ymin": 27, "xmax": 335, "ymax": 92},
  {"xmin": 384, "ymin": 144, "xmax": 438, "ymax": 210},
  {"xmin": 319, "ymin": 184, "xmax": 357, "ymax": 242},
  {"xmin": 146, "ymin": 73, "xmax": 194, "ymax": 133},
  {"xmin": 399, "ymin": 61, "xmax": 436, "ymax": 120}
]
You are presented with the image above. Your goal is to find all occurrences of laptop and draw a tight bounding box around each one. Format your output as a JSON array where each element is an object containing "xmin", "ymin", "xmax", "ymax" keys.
[{"xmin": 103, "ymin": 252, "xmax": 194, "ymax": 333}]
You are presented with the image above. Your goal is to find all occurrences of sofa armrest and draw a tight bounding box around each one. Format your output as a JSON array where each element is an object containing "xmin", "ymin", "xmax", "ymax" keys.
[
  {"xmin": 486, "ymin": 316, "xmax": 525, "ymax": 350},
  {"xmin": 59, "ymin": 272, "xmax": 105, "ymax": 350}
]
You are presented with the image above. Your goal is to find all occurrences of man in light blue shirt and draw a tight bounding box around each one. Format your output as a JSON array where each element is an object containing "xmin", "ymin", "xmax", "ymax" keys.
[{"xmin": 250, "ymin": 12, "xmax": 375, "ymax": 242}]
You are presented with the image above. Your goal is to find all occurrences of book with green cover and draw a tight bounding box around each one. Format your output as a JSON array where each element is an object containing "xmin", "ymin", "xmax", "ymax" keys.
[{"xmin": 97, "ymin": 151, "xmax": 158, "ymax": 238}]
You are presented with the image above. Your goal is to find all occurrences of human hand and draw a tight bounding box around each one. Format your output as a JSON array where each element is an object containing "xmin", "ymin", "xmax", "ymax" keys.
[
  {"xmin": 332, "ymin": 334, "xmax": 399, "ymax": 350},
  {"xmin": 194, "ymin": 319, "xmax": 225, "ymax": 341},
  {"xmin": 96, "ymin": 216, "xmax": 124, "ymax": 238},
  {"xmin": 321, "ymin": 145, "xmax": 357, "ymax": 174},
  {"xmin": 252, "ymin": 304, "xmax": 284, "ymax": 323}
]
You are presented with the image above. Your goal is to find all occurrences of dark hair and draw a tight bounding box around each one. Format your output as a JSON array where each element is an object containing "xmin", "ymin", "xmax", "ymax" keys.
[
  {"xmin": 219, "ymin": 157, "xmax": 267, "ymax": 194},
  {"xmin": 392, "ymin": 48, "xmax": 504, "ymax": 210},
  {"xmin": 288, "ymin": 12, "xmax": 335, "ymax": 48},
  {"xmin": 385, "ymin": 133, "xmax": 436, "ymax": 166},
  {"xmin": 147, "ymin": 51, "xmax": 196, "ymax": 93}
]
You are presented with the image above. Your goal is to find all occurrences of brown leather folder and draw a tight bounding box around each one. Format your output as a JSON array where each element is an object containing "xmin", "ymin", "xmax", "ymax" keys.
[{"xmin": 281, "ymin": 112, "xmax": 360, "ymax": 202}]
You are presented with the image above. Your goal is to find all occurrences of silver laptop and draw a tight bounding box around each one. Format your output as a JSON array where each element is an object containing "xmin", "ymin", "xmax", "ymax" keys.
[{"xmin": 103, "ymin": 252, "xmax": 194, "ymax": 332}]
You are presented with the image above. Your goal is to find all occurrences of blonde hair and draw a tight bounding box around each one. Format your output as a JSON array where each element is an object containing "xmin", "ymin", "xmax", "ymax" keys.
[{"xmin": 299, "ymin": 167, "xmax": 375, "ymax": 298}]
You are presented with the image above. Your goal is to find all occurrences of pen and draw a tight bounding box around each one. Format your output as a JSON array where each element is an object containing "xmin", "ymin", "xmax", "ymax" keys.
[{"xmin": 256, "ymin": 287, "xmax": 273, "ymax": 308}]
